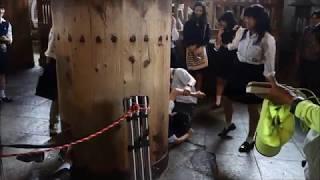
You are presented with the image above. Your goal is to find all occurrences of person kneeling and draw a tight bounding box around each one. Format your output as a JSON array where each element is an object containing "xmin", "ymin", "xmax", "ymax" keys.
[{"xmin": 168, "ymin": 88, "xmax": 205, "ymax": 145}]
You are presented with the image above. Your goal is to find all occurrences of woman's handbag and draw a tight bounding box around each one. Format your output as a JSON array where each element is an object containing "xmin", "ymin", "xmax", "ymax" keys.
[{"xmin": 185, "ymin": 25, "xmax": 209, "ymax": 71}]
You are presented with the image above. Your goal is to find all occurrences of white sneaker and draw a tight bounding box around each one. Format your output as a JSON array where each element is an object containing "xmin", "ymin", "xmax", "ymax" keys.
[{"xmin": 168, "ymin": 135, "xmax": 178, "ymax": 144}]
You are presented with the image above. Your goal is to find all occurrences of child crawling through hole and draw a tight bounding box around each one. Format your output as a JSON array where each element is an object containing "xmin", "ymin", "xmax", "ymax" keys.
[{"xmin": 168, "ymin": 88, "xmax": 205, "ymax": 145}]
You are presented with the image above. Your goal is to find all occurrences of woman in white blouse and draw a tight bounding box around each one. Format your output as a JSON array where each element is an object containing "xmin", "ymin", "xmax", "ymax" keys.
[{"xmin": 217, "ymin": 4, "xmax": 276, "ymax": 153}]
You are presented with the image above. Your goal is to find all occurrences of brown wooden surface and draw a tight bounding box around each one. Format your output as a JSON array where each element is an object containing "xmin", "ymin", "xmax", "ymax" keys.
[
  {"xmin": 51, "ymin": 0, "xmax": 171, "ymax": 176},
  {"xmin": 2, "ymin": 0, "xmax": 34, "ymax": 70}
]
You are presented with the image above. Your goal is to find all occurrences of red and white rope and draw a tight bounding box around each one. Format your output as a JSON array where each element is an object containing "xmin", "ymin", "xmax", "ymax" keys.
[{"xmin": 0, "ymin": 104, "xmax": 146, "ymax": 158}]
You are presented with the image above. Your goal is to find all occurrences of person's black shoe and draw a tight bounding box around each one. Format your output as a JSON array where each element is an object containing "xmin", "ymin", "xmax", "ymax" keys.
[
  {"xmin": 1, "ymin": 97, "xmax": 13, "ymax": 103},
  {"xmin": 211, "ymin": 103, "xmax": 222, "ymax": 110},
  {"xmin": 239, "ymin": 141, "xmax": 255, "ymax": 153},
  {"xmin": 16, "ymin": 152, "xmax": 45, "ymax": 163},
  {"xmin": 218, "ymin": 123, "xmax": 236, "ymax": 137}
]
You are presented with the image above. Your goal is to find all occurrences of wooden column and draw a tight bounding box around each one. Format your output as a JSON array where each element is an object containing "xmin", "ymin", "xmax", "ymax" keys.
[
  {"xmin": 51, "ymin": 0, "xmax": 171, "ymax": 178},
  {"xmin": 2, "ymin": 0, "xmax": 34, "ymax": 70}
]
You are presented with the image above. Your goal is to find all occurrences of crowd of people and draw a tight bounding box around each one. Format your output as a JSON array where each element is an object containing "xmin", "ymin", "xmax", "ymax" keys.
[{"xmin": 170, "ymin": 2, "xmax": 320, "ymax": 180}]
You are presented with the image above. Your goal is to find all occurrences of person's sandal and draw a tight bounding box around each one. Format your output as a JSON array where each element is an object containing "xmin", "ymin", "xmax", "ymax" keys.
[
  {"xmin": 218, "ymin": 123, "xmax": 236, "ymax": 137},
  {"xmin": 238, "ymin": 141, "xmax": 255, "ymax": 153}
]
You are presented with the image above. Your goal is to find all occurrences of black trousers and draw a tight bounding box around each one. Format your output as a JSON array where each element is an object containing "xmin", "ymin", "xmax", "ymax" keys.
[
  {"xmin": 173, "ymin": 101, "xmax": 196, "ymax": 122},
  {"xmin": 171, "ymin": 47, "xmax": 184, "ymax": 68}
]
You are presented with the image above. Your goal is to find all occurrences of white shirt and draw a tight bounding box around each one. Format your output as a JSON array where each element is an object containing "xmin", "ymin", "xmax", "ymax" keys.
[
  {"xmin": 169, "ymin": 100, "xmax": 175, "ymax": 114},
  {"xmin": 0, "ymin": 18, "xmax": 13, "ymax": 51},
  {"xmin": 170, "ymin": 68, "xmax": 197, "ymax": 104},
  {"xmin": 171, "ymin": 17, "xmax": 179, "ymax": 48},
  {"xmin": 45, "ymin": 28, "xmax": 57, "ymax": 59},
  {"xmin": 227, "ymin": 27, "xmax": 276, "ymax": 77}
]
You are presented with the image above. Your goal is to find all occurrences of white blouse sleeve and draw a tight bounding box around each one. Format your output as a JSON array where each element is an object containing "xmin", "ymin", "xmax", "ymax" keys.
[
  {"xmin": 7, "ymin": 23, "xmax": 13, "ymax": 44},
  {"xmin": 227, "ymin": 27, "xmax": 245, "ymax": 50},
  {"xmin": 176, "ymin": 68, "xmax": 196, "ymax": 87},
  {"xmin": 262, "ymin": 33, "xmax": 276, "ymax": 77},
  {"xmin": 172, "ymin": 26, "xmax": 179, "ymax": 42}
]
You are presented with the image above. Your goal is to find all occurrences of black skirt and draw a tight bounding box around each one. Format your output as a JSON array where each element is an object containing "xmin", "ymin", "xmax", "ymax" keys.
[
  {"xmin": 224, "ymin": 57, "xmax": 265, "ymax": 104},
  {"xmin": 0, "ymin": 51, "xmax": 8, "ymax": 74},
  {"xmin": 168, "ymin": 112, "xmax": 191, "ymax": 138},
  {"xmin": 214, "ymin": 47, "xmax": 237, "ymax": 80},
  {"xmin": 35, "ymin": 61, "xmax": 58, "ymax": 100}
]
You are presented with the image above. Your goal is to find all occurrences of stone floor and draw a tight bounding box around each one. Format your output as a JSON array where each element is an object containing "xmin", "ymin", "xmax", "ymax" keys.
[{"xmin": 0, "ymin": 65, "xmax": 307, "ymax": 180}]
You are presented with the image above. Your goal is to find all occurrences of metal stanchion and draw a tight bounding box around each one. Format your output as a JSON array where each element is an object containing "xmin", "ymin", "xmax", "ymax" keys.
[
  {"xmin": 132, "ymin": 96, "xmax": 145, "ymax": 180},
  {"xmin": 125, "ymin": 96, "xmax": 152, "ymax": 180},
  {"xmin": 124, "ymin": 98, "xmax": 137, "ymax": 180},
  {"xmin": 139, "ymin": 96, "xmax": 152, "ymax": 180}
]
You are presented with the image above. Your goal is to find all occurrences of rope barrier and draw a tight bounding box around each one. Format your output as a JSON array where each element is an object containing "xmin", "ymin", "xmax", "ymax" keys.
[{"xmin": 0, "ymin": 104, "xmax": 147, "ymax": 158}]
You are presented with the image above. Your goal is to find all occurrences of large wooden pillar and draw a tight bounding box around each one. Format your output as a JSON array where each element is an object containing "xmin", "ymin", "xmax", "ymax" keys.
[
  {"xmin": 51, "ymin": 0, "xmax": 171, "ymax": 178},
  {"xmin": 2, "ymin": 0, "xmax": 34, "ymax": 70}
]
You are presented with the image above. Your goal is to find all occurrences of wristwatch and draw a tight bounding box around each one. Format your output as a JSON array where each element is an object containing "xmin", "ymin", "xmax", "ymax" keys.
[{"xmin": 290, "ymin": 97, "xmax": 304, "ymax": 114}]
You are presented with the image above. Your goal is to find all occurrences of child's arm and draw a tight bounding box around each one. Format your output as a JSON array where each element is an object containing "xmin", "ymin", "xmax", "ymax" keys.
[{"xmin": 170, "ymin": 88, "xmax": 206, "ymax": 101}]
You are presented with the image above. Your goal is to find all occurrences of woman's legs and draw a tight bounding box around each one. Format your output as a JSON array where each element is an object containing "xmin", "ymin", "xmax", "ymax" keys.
[
  {"xmin": 194, "ymin": 71, "xmax": 204, "ymax": 91},
  {"xmin": 223, "ymin": 96, "xmax": 233, "ymax": 126},
  {"xmin": 218, "ymin": 96, "xmax": 236, "ymax": 137},
  {"xmin": 0, "ymin": 74, "xmax": 5, "ymax": 98},
  {"xmin": 247, "ymin": 104, "xmax": 259, "ymax": 140},
  {"xmin": 239, "ymin": 103, "xmax": 260, "ymax": 152},
  {"xmin": 216, "ymin": 77, "xmax": 225, "ymax": 106}
]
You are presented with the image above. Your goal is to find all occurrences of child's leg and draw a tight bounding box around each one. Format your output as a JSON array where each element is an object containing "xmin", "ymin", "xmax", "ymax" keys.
[{"xmin": 175, "ymin": 129, "xmax": 193, "ymax": 144}]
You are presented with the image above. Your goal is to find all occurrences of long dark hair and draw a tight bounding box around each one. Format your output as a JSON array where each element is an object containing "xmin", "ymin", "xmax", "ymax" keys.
[
  {"xmin": 242, "ymin": 4, "xmax": 271, "ymax": 44},
  {"xmin": 218, "ymin": 11, "xmax": 237, "ymax": 31},
  {"xmin": 190, "ymin": 1, "xmax": 208, "ymax": 26}
]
